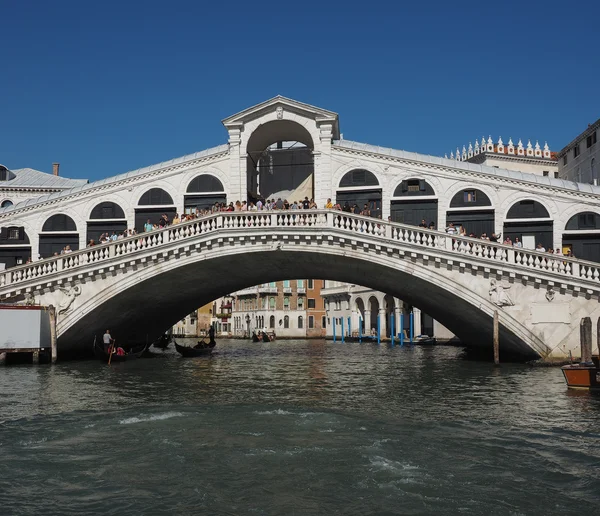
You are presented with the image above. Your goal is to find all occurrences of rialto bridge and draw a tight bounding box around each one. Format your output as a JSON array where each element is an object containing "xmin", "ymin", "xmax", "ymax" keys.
[{"xmin": 2, "ymin": 96, "xmax": 600, "ymax": 358}]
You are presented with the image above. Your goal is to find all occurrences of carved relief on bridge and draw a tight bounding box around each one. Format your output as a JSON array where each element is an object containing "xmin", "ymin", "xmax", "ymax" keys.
[
  {"xmin": 489, "ymin": 279, "xmax": 514, "ymax": 307},
  {"xmin": 56, "ymin": 285, "xmax": 82, "ymax": 315}
]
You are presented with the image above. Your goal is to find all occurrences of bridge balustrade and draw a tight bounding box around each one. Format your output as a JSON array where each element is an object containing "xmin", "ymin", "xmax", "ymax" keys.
[{"xmin": 1, "ymin": 210, "xmax": 599, "ymax": 290}]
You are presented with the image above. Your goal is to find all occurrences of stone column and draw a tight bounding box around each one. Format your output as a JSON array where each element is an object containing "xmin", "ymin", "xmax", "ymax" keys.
[
  {"xmin": 394, "ymin": 305, "xmax": 401, "ymax": 339},
  {"xmin": 413, "ymin": 307, "xmax": 422, "ymax": 336},
  {"xmin": 378, "ymin": 308, "xmax": 387, "ymax": 337},
  {"xmin": 364, "ymin": 310, "xmax": 371, "ymax": 335},
  {"xmin": 314, "ymin": 121, "xmax": 334, "ymax": 208},
  {"xmin": 226, "ymin": 123, "xmax": 243, "ymax": 203}
]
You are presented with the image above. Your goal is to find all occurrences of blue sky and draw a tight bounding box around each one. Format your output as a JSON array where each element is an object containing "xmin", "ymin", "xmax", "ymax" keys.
[{"xmin": 2, "ymin": 0, "xmax": 598, "ymax": 181}]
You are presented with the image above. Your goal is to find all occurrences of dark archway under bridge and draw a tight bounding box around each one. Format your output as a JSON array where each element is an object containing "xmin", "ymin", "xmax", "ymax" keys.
[{"xmin": 59, "ymin": 248, "xmax": 541, "ymax": 360}]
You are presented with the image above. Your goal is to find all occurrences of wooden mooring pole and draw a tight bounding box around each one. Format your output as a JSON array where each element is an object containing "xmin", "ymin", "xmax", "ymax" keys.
[
  {"xmin": 493, "ymin": 310, "xmax": 499, "ymax": 366},
  {"xmin": 49, "ymin": 305, "xmax": 57, "ymax": 364},
  {"xmin": 580, "ymin": 317, "xmax": 592, "ymax": 364}
]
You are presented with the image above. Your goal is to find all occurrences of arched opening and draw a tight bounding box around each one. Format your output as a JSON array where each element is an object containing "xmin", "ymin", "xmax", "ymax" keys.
[
  {"xmin": 355, "ymin": 297, "xmax": 365, "ymax": 334},
  {"xmin": 563, "ymin": 212, "xmax": 600, "ymax": 261},
  {"xmin": 0, "ymin": 226, "xmax": 31, "ymax": 267},
  {"xmin": 1, "ymin": 200, "xmax": 13, "ymax": 209},
  {"xmin": 336, "ymin": 169, "xmax": 382, "ymax": 218},
  {"xmin": 246, "ymin": 120, "xmax": 315, "ymax": 205},
  {"xmin": 367, "ymin": 296, "xmax": 379, "ymax": 336},
  {"xmin": 391, "ymin": 179, "xmax": 438, "ymax": 228},
  {"xmin": 284, "ymin": 315, "xmax": 290, "ymax": 329},
  {"xmin": 503, "ymin": 200, "xmax": 552, "ymax": 250},
  {"xmin": 39, "ymin": 214, "xmax": 79, "ymax": 258},
  {"xmin": 269, "ymin": 315, "xmax": 275, "ymax": 329},
  {"xmin": 185, "ymin": 174, "xmax": 226, "ymax": 213},
  {"xmin": 135, "ymin": 188, "xmax": 176, "ymax": 232},
  {"xmin": 298, "ymin": 315, "xmax": 303, "ymax": 329},
  {"xmin": 446, "ymin": 188, "xmax": 494, "ymax": 237},
  {"xmin": 87, "ymin": 202, "xmax": 127, "ymax": 243}
]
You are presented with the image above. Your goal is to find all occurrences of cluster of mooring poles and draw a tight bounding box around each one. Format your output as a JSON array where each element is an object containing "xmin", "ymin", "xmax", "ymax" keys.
[{"xmin": 331, "ymin": 311, "xmax": 416, "ymax": 346}]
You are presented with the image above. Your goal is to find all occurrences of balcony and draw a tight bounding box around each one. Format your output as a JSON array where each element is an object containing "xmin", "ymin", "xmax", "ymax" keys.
[
  {"xmin": 258, "ymin": 286, "xmax": 278, "ymax": 294},
  {"xmin": 297, "ymin": 288, "xmax": 306, "ymax": 294},
  {"xmin": 283, "ymin": 287, "xmax": 292, "ymax": 294},
  {"xmin": 234, "ymin": 287, "xmax": 258, "ymax": 296}
]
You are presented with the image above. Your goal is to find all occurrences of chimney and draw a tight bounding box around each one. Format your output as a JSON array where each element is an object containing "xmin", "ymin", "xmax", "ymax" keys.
[{"xmin": 52, "ymin": 163, "xmax": 59, "ymax": 176}]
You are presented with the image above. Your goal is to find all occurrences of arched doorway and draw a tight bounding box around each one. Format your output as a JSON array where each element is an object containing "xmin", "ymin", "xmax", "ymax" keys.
[
  {"xmin": 446, "ymin": 188, "xmax": 494, "ymax": 237},
  {"xmin": 0, "ymin": 226, "xmax": 31, "ymax": 267},
  {"xmin": 246, "ymin": 120, "xmax": 314, "ymax": 204},
  {"xmin": 185, "ymin": 174, "xmax": 226, "ymax": 213},
  {"xmin": 367, "ymin": 296, "xmax": 379, "ymax": 335},
  {"xmin": 135, "ymin": 188, "xmax": 176, "ymax": 231},
  {"xmin": 503, "ymin": 200, "xmax": 552, "ymax": 250},
  {"xmin": 355, "ymin": 297, "xmax": 365, "ymax": 334},
  {"xmin": 563, "ymin": 212, "xmax": 600, "ymax": 261},
  {"xmin": 390, "ymin": 179, "xmax": 437, "ymax": 227},
  {"xmin": 87, "ymin": 202, "xmax": 127, "ymax": 243},
  {"xmin": 39, "ymin": 214, "xmax": 79, "ymax": 258},
  {"xmin": 336, "ymin": 169, "xmax": 382, "ymax": 217}
]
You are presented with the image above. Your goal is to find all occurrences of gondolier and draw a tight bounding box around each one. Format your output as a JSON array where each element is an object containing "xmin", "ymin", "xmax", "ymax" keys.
[{"xmin": 103, "ymin": 330, "xmax": 114, "ymax": 353}]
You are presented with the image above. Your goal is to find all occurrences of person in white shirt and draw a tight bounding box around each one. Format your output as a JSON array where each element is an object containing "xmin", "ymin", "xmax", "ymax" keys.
[
  {"xmin": 102, "ymin": 330, "xmax": 114, "ymax": 353},
  {"xmin": 446, "ymin": 223, "xmax": 457, "ymax": 235}
]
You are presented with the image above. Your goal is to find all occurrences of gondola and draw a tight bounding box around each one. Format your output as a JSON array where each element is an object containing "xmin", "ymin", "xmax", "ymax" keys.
[
  {"xmin": 174, "ymin": 341, "xmax": 213, "ymax": 357},
  {"xmin": 252, "ymin": 332, "xmax": 260, "ymax": 342},
  {"xmin": 262, "ymin": 332, "xmax": 271, "ymax": 342},
  {"xmin": 93, "ymin": 339, "xmax": 149, "ymax": 363},
  {"xmin": 153, "ymin": 333, "xmax": 172, "ymax": 349}
]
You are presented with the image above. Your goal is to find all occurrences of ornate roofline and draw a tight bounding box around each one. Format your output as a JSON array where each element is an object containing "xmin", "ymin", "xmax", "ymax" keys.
[
  {"xmin": 0, "ymin": 145, "xmax": 229, "ymax": 219},
  {"xmin": 331, "ymin": 140, "xmax": 600, "ymax": 203}
]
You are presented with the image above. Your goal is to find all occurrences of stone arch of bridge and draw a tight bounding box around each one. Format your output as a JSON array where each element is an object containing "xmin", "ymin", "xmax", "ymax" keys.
[{"xmin": 54, "ymin": 242, "xmax": 548, "ymax": 359}]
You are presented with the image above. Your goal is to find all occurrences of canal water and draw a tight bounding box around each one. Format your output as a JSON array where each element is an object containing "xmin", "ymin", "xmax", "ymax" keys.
[{"xmin": 1, "ymin": 340, "xmax": 599, "ymax": 515}]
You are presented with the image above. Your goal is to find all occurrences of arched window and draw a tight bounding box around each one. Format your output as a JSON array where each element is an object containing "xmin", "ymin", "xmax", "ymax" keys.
[
  {"xmin": 283, "ymin": 297, "xmax": 290, "ymax": 310},
  {"xmin": 393, "ymin": 179, "xmax": 436, "ymax": 197},
  {"xmin": 269, "ymin": 315, "xmax": 275, "ymax": 328},
  {"xmin": 186, "ymin": 174, "xmax": 224, "ymax": 193},
  {"xmin": 284, "ymin": 315, "xmax": 290, "ymax": 329},
  {"xmin": 506, "ymin": 200, "xmax": 550, "ymax": 219},
  {"xmin": 449, "ymin": 189, "xmax": 492, "ymax": 207},
  {"xmin": 339, "ymin": 169, "xmax": 379, "ymax": 188},
  {"xmin": 298, "ymin": 316, "xmax": 303, "ymax": 329},
  {"xmin": 269, "ymin": 297, "xmax": 276, "ymax": 309},
  {"xmin": 565, "ymin": 212, "xmax": 600, "ymax": 230},
  {"xmin": 90, "ymin": 202, "xmax": 125, "ymax": 219},
  {"xmin": 42, "ymin": 214, "xmax": 77, "ymax": 232},
  {"xmin": 1, "ymin": 200, "xmax": 13, "ymax": 209},
  {"xmin": 138, "ymin": 188, "xmax": 174, "ymax": 206}
]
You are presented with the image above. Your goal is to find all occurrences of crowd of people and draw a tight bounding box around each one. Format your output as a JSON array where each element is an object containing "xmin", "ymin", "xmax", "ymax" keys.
[{"xmin": 441, "ymin": 220, "xmax": 574, "ymax": 257}]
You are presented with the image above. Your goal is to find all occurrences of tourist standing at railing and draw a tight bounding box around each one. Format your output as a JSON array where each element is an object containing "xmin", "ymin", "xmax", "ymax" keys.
[
  {"xmin": 513, "ymin": 237, "xmax": 522, "ymax": 248},
  {"xmin": 172, "ymin": 213, "xmax": 180, "ymax": 224},
  {"xmin": 144, "ymin": 219, "xmax": 152, "ymax": 232},
  {"xmin": 446, "ymin": 223, "xmax": 456, "ymax": 235},
  {"xmin": 326, "ymin": 198, "xmax": 333, "ymax": 209}
]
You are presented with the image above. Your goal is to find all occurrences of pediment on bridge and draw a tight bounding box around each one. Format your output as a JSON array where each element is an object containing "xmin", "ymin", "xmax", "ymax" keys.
[{"xmin": 222, "ymin": 95, "xmax": 340, "ymax": 139}]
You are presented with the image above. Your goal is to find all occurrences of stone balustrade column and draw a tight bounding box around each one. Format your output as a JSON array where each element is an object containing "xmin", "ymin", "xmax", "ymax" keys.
[{"xmin": 413, "ymin": 308, "xmax": 422, "ymax": 336}]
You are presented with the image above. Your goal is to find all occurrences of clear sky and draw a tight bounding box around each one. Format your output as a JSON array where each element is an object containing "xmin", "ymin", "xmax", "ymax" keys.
[{"xmin": 2, "ymin": 0, "xmax": 599, "ymax": 182}]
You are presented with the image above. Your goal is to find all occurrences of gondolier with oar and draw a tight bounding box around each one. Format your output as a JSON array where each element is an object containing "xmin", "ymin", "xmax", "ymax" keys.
[{"xmin": 103, "ymin": 329, "xmax": 115, "ymax": 354}]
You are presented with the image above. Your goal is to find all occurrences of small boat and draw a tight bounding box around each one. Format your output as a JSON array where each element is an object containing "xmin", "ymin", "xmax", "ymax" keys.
[
  {"xmin": 153, "ymin": 333, "xmax": 172, "ymax": 349},
  {"xmin": 174, "ymin": 341, "xmax": 213, "ymax": 357},
  {"xmin": 251, "ymin": 332, "xmax": 260, "ymax": 342},
  {"xmin": 262, "ymin": 332, "xmax": 271, "ymax": 343},
  {"xmin": 561, "ymin": 356, "xmax": 600, "ymax": 389},
  {"xmin": 93, "ymin": 339, "xmax": 149, "ymax": 363},
  {"xmin": 413, "ymin": 335, "xmax": 437, "ymax": 345}
]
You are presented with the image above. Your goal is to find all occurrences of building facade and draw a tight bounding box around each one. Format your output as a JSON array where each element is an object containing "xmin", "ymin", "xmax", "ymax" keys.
[
  {"xmin": 0, "ymin": 163, "xmax": 88, "ymax": 267},
  {"xmin": 321, "ymin": 281, "xmax": 454, "ymax": 340},
  {"xmin": 557, "ymin": 119, "xmax": 599, "ymax": 184},
  {"xmin": 231, "ymin": 280, "xmax": 309, "ymax": 338}
]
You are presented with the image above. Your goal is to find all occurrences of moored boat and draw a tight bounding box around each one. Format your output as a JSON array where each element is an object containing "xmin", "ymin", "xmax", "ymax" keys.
[
  {"xmin": 153, "ymin": 333, "xmax": 172, "ymax": 349},
  {"xmin": 174, "ymin": 341, "xmax": 213, "ymax": 357},
  {"xmin": 561, "ymin": 357, "xmax": 600, "ymax": 389}
]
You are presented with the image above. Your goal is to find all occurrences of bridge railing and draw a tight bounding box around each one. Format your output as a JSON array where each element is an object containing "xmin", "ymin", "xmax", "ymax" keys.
[{"xmin": 1, "ymin": 210, "xmax": 599, "ymax": 289}]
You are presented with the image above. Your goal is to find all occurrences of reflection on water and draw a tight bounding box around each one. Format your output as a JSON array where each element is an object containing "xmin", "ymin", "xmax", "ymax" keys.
[{"xmin": 1, "ymin": 339, "xmax": 599, "ymax": 515}]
